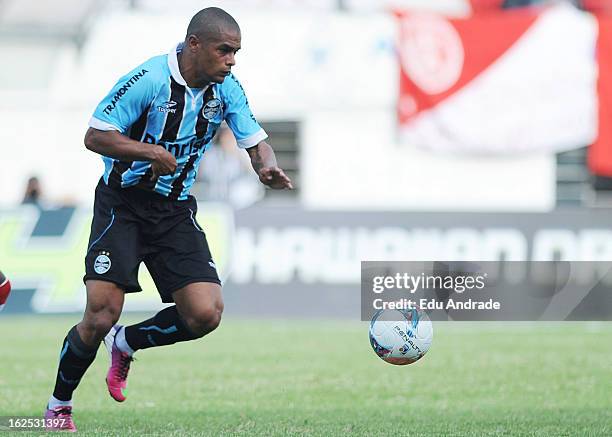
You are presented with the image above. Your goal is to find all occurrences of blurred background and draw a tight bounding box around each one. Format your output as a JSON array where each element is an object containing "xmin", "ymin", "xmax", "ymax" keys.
[{"xmin": 1, "ymin": 0, "xmax": 612, "ymax": 317}]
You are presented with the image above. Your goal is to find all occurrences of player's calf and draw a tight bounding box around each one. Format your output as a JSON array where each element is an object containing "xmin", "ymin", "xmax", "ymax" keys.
[
  {"xmin": 46, "ymin": 325, "xmax": 99, "ymax": 430},
  {"xmin": 120, "ymin": 305, "xmax": 201, "ymax": 353},
  {"xmin": 118, "ymin": 282, "xmax": 224, "ymax": 352}
]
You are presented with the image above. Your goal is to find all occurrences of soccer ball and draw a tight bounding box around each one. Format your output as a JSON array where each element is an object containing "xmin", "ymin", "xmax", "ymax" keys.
[
  {"xmin": 0, "ymin": 270, "xmax": 11, "ymax": 312},
  {"xmin": 369, "ymin": 308, "xmax": 433, "ymax": 365}
]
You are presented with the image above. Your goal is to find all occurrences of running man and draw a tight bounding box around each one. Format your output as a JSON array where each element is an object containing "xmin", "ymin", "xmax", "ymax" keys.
[{"xmin": 45, "ymin": 7, "xmax": 292, "ymax": 431}]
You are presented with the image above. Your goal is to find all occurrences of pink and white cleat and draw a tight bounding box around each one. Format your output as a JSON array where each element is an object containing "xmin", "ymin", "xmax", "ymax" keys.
[
  {"xmin": 104, "ymin": 325, "xmax": 133, "ymax": 402},
  {"xmin": 44, "ymin": 406, "xmax": 76, "ymax": 432}
]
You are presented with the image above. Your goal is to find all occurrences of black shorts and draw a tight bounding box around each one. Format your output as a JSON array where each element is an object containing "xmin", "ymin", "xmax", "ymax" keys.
[{"xmin": 83, "ymin": 179, "xmax": 221, "ymax": 303}]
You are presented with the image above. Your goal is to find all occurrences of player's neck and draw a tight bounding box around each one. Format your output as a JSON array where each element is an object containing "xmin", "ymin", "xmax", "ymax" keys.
[{"xmin": 177, "ymin": 51, "xmax": 210, "ymax": 89}]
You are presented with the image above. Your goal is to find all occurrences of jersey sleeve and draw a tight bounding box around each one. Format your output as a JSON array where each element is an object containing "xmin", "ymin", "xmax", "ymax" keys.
[
  {"xmin": 222, "ymin": 74, "xmax": 267, "ymax": 149},
  {"xmin": 89, "ymin": 61, "xmax": 159, "ymax": 133}
]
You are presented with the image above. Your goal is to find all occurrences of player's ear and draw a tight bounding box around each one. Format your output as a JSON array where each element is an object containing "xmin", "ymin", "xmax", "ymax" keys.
[{"xmin": 186, "ymin": 34, "xmax": 201, "ymax": 51}]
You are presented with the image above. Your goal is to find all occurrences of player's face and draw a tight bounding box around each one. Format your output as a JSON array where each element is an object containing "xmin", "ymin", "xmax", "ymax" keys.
[{"xmin": 197, "ymin": 29, "xmax": 241, "ymax": 84}]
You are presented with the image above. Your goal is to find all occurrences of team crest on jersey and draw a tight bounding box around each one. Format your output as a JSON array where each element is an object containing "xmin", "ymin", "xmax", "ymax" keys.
[
  {"xmin": 202, "ymin": 98, "xmax": 222, "ymax": 120},
  {"xmin": 94, "ymin": 251, "xmax": 111, "ymax": 274}
]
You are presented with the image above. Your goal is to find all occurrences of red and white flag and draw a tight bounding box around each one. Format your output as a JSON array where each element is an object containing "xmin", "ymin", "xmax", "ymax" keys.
[
  {"xmin": 589, "ymin": 13, "xmax": 612, "ymax": 176},
  {"xmin": 397, "ymin": 4, "xmax": 600, "ymax": 155}
]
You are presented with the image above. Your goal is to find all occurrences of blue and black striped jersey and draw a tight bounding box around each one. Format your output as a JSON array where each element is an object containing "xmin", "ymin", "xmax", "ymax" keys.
[{"xmin": 89, "ymin": 42, "xmax": 267, "ymax": 200}]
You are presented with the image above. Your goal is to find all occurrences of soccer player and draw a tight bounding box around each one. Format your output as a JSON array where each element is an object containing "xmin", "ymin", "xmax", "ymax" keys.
[{"xmin": 45, "ymin": 7, "xmax": 292, "ymax": 431}]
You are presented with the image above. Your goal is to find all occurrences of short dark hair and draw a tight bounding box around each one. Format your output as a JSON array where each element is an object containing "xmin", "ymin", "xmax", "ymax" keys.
[{"xmin": 186, "ymin": 7, "xmax": 240, "ymax": 39}]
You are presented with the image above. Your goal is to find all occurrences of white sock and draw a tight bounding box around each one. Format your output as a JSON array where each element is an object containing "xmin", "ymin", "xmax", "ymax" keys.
[
  {"xmin": 48, "ymin": 395, "xmax": 72, "ymax": 410},
  {"xmin": 115, "ymin": 326, "xmax": 134, "ymax": 356}
]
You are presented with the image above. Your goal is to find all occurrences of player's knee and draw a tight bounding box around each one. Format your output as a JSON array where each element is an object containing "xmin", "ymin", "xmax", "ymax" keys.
[
  {"xmin": 183, "ymin": 300, "xmax": 223, "ymax": 338},
  {"xmin": 81, "ymin": 306, "xmax": 121, "ymax": 339},
  {"xmin": 83, "ymin": 313, "xmax": 115, "ymax": 337},
  {"xmin": 82, "ymin": 281, "xmax": 123, "ymax": 339},
  {"xmin": 207, "ymin": 299, "xmax": 224, "ymax": 331}
]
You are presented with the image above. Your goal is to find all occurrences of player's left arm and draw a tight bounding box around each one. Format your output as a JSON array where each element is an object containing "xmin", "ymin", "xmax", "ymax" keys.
[
  {"xmin": 246, "ymin": 141, "xmax": 293, "ymax": 190},
  {"xmin": 222, "ymin": 74, "xmax": 292, "ymax": 190}
]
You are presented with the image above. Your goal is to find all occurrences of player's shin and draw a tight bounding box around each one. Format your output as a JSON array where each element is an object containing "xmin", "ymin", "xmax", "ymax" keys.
[
  {"xmin": 121, "ymin": 305, "xmax": 198, "ymax": 352},
  {"xmin": 50, "ymin": 326, "xmax": 99, "ymax": 405}
]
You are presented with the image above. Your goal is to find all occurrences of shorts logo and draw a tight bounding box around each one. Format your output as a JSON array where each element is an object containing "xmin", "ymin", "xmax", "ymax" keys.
[
  {"xmin": 202, "ymin": 99, "xmax": 222, "ymax": 120},
  {"xmin": 209, "ymin": 261, "xmax": 217, "ymax": 269},
  {"xmin": 94, "ymin": 251, "xmax": 111, "ymax": 274}
]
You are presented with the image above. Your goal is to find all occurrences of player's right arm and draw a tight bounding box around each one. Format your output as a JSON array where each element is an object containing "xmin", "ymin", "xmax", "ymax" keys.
[
  {"xmin": 84, "ymin": 129, "xmax": 177, "ymax": 178},
  {"xmin": 85, "ymin": 59, "xmax": 176, "ymax": 178}
]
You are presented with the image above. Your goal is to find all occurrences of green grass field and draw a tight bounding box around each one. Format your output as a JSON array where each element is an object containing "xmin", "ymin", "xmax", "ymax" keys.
[{"xmin": 0, "ymin": 316, "xmax": 611, "ymax": 436}]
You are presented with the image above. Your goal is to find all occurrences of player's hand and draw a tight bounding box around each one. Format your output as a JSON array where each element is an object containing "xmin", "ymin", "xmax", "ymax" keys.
[
  {"xmin": 150, "ymin": 146, "xmax": 177, "ymax": 181},
  {"xmin": 258, "ymin": 167, "xmax": 293, "ymax": 189}
]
